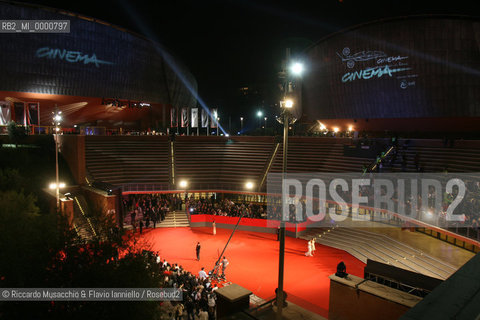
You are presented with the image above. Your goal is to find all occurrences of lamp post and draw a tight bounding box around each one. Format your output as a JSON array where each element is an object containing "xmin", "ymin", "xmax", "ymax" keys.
[
  {"xmin": 276, "ymin": 48, "xmax": 304, "ymax": 319},
  {"xmin": 264, "ymin": 116, "xmax": 267, "ymax": 135},
  {"xmin": 276, "ymin": 99, "xmax": 292, "ymax": 318},
  {"xmin": 52, "ymin": 106, "xmax": 62, "ymax": 211},
  {"xmin": 240, "ymin": 117, "xmax": 244, "ymax": 134}
]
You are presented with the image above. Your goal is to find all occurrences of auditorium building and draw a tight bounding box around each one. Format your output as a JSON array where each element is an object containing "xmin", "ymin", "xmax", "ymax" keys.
[
  {"xmin": 0, "ymin": 1, "xmax": 197, "ymax": 132},
  {"xmin": 301, "ymin": 15, "xmax": 480, "ymax": 133}
]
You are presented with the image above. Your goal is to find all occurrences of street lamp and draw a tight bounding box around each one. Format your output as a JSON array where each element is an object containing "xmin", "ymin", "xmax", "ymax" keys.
[
  {"xmin": 49, "ymin": 182, "xmax": 66, "ymax": 190},
  {"xmin": 276, "ymin": 97, "xmax": 291, "ymax": 318},
  {"xmin": 179, "ymin": 180, "xmax": 188, "ymax": 214},
  {"xmin": 179, "ymin": 180, "xmax": 188, "ymax": 188},
  {"xmin": 276, "ymin": 50, "xmax": 303, "ymax": 319},
  {"xmin": 264, "ymin": 117, "xmax": 267, "ymax": 135},
  {"xmin": 240, "ymin": 117, "xmax": 244, "ymax": 134},
  {"xmin": 290, "ymin": 62, "xmax": 304, "ymax": 76},
  {"xmin": 52, "ymin": 106, "xmax": 62, "ymax": 211}
]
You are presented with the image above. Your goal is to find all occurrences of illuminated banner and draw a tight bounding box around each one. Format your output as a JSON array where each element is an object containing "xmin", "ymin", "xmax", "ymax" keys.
[
  {"xmin": 170, "ymin": 107, "xmax": 178, "ymax": 127},
  {"xmin": 35, "ymin": 47, "xmax": 114, "ymax": 68},
  {"xmin": 302, "ymin": 18, "xmax": 480, "ymax": 121},
  {"xmin": 336, "ymin": 47, "xmax": 416, "ymax": 89},
  {"xmin": 181, "ymin": 107, "xmax": 189, "ymax": 127},
  {"xmin": 0, "ymin": 102, "xmax": 11, "ymax": 125},
  {"xmin": 210, "ymin": 108, "xmax": 218, "ymax": 128},
  {"xmin": 191, "ymin": 108, "xmax": 198, "ymax": 128},
  {"xmin": 201, "ymin": 109, "xmax": 209, "ymax": 128}
]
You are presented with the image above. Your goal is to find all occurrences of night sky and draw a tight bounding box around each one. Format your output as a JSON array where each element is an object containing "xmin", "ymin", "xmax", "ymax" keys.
[{"xmin": 13, "ymin": 0, "xmax": 480, "ymax": 122}]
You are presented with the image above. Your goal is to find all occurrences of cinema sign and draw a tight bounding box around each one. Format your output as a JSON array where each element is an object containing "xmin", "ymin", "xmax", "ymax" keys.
[{"xmin": 35, "ymin": 47, "xmax": 114, "ymax": 67}]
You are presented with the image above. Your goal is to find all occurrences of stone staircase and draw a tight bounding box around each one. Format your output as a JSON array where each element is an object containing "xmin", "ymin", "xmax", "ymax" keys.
[
  {"xmin": 158, "ymin": 210, "xmax": 190, "ymax": 228},
  {"xmin": 301, "ymin": 227, "xmax": 457, "ymax": 280}
]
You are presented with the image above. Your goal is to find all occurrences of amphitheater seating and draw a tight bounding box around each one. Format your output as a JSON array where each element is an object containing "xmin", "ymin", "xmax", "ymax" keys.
[
  {"xmin": 174, "ymin": 136, "xmax": 275, "ymax": 190},
  {"xmin": 387, "ymin": 140, "xmax": 480, "ymax": 172},
  {"xmin": 302, "ymin": 227, "xmax": 457, "ymax": 280},
  {"xmin": 83, "ymin": 136, "xmax": 480, "ymax": 191},
  {"xmin": 85, "ymin": 136, "xmax": 170, "ymax": 186},
  {"xmin": 269, "ymin": 137, "xmax": 374, "ymax": 173}
]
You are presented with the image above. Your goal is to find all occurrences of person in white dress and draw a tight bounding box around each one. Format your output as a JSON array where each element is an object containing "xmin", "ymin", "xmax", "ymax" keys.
[
  {"xmin": 212, "ymin": 219, "xmax": 216, "ymax": 236},
  {"xmin": 305, "ymin": 239, "xmax": 312, "ymax": 256},
  {"xmin": 311, "ymin": 238, "xmax": 316, "ymax": 256}
]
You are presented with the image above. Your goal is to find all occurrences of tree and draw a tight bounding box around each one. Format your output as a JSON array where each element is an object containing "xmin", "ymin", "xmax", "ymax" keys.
[
  {"xmin": 7, "ymin": 121, "xmax": 26, "ymax": 146},
  {"xmin": 0, "ymin": 168, "xmax": 24, "ymax": 191},
  {"xmin": 0, "ymin": 176, "xmax": 163, "ymax": 319},
  {"xmin": 0, "ymin": 188, "xmax": 163, "ymax": 319}
]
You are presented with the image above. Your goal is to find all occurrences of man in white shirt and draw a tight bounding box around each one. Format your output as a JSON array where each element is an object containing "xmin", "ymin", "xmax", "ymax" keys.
[
  {"xmin": 198, "ymin": 267, "xmax": 208, "ymax": 280},
  {"xmin": 221, "ymin": 257, "xmax": 229, "ymax": 277}
]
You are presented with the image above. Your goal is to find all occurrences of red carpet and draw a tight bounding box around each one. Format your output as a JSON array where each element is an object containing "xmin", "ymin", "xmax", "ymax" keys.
[{"xmin": 136, "ymin": 227, "xmax": 365, "ymax": 317}]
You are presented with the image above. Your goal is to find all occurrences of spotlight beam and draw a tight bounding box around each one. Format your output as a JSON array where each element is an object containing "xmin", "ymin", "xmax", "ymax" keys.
[{"xmin": 117, "ymin": 0, "xmax": 227, "ymax": 135}]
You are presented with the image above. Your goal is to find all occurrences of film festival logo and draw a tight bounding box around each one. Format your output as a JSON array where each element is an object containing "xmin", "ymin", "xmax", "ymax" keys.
[
  {"xmin": 266, "ymin": 173, "xmax": 480, "ymax": 229},
  {"xmin": 336, "ymin": 47, "xmax": 417, "ymax": 89},
  {"xmin": 35, "ymin": 47, "xmax": 114, "ymax": 67}
]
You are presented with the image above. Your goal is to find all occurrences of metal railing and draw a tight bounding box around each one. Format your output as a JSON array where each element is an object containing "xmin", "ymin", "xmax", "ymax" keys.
[
  {"xmin": 366, "ymin": 145, "xmax": 395, "ymax": 173},
  {"xmin": 74, "ymin": 196, "xmax": 97, "ymax": 237},
  {"xmin": 258, "ymin": 142, "xmax": 280, "ymax": 190}
]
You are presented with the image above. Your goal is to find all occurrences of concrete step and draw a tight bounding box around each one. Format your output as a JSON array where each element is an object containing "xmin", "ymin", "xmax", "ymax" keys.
[
  {"xmin": 157, "ymin": 211, "xmax": 190, "ymax": 228},
  {"xmin": 303, "ymin": 227, "xmax": 455, "ymax": 280}
]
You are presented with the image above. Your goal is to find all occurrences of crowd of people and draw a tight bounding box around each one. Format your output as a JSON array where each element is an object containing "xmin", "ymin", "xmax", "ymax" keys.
[
  {"xmin": 188, "ymin": 197, "xmax": 267, "ymax": 219},
  {"xmin": 123, "ymin": 194, "xmax": 182, "ymax": 232},
  {"xmin": 122, "ymin": 179, "xmax": 479, "ymax": 240},
  {"xmin": 268, "ymin": 176, "xmax": 480, "ymax": 239},
  {"xmin": 143, "ymin": 251, "xmax": 219, "ymax": 320}
]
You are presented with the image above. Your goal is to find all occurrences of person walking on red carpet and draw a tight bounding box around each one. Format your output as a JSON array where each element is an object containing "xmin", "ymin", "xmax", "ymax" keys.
[
  {"xmin": 305, "ymin": 239, "xmax": 312, "ymax": 257},
  {"xmin": 199, "ymin": 267, "xmax": 208, "ymax": 280},
  {"xmin": 311, "ymin": 238, "xmax": 316, "ymax": 256},
  {"xmin": 212, "ymin": 219, "xmax": 216, "ymax": 236},
  {"xmin": 196, "ymin": 242, "xmax": 201, "ymax": 261}
]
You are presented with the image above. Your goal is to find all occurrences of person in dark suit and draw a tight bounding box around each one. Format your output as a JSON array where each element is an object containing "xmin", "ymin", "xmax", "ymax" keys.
[
  {"xmin": 145, "ymin": 217, "xmax": 150, "ymax": 229},
  {"xmin": 130, "ymin": 211, "xmax": 136, "ymax": 225},
  {"xmin": 152, "ymin": 210, "xmax": 158, "ymax": 228},
  {"xmin": 161, "ymin": 207, "xmax": 166, "ymax": 221},
  {"xmin": 196, "ymin": 242, "xmax": 201, "ymax": 261}
]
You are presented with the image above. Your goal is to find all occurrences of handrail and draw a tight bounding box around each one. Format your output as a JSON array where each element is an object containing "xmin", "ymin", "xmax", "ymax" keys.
[
  {"xmin": 366, "ymin": 145, "xmax": 395, "ymax": 173},
  {"xmin": 72, "ymin": 223, "xmax": 80, "ymax": 237},
  {"xmin": 258, "ymin": 142, "xmax": 280, "ymax": 191},
  {"xmin": 74, "ymin": 196, "xmax": 97, "ymax": 237}
]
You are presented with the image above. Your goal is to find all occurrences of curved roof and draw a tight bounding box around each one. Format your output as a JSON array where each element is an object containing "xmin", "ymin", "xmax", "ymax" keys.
[
  {"xmin": 301, "ymin": 15, "xmax": 480, "ymax": 123},
  {"xmin": 0, "ymin": 0, "xmax": 198, "ymax": 108},
  {"xmin": 306, "ymin": 14, "xmax": 480, "ymax": 52}
]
